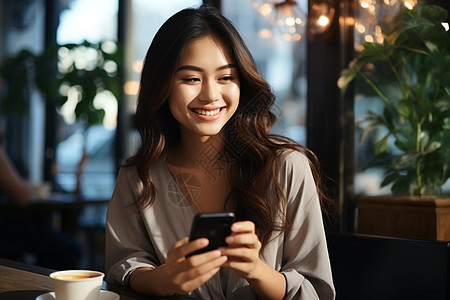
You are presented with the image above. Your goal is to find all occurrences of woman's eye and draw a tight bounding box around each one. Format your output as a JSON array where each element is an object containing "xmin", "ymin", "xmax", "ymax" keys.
[
  {"xmin": 183, "ymin": 78, "xmax": 200, "ymax": 82},
  {"xmin": 220, "ymin": 76, "xmax": 234, "ymax": 81}
]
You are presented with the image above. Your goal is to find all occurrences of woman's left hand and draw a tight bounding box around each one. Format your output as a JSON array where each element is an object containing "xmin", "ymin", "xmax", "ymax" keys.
[{"xmin": 220, "ymin": 221, "xmax": 263, "ymax": 279}]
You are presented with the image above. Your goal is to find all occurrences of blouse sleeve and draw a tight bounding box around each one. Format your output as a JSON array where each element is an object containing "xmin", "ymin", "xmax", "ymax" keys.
[
  {"xmin": 104, "ymin": 166, "xmax": 159, "ymax": 286},
  {"xmin": 279, "ymin": 151, "xmax": 335, "ymax": 299}
]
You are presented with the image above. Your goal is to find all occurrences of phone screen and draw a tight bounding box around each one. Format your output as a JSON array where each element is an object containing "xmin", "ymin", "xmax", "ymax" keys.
[{"xmin": 188, "ymin": 212, "xmax": 235, "ymax": 256}]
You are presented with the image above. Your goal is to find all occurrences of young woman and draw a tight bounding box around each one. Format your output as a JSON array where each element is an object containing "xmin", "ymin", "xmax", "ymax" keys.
[{"xmin": 105, "ymin": 5, "xmax": 335, "ymax": 300}]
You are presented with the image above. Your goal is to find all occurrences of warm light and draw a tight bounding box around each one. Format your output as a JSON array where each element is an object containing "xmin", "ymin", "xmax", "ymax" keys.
[
  {"xmin": 259, "ymin": 3, "xmax": 272, "ymax": 17},
  {"xmin": 383, "ymin": 0, "xmax": 398, "ymax": 5},
  {"xmin": 317, "ymin": 15, "xmax": 330, "ymax": 27},
  {"xmin": 403, "ymin": 2, "xmax": 413, "ymax": 9},
  {"xmin": 124, "ymin": 81, "xmax": 139, "ymax": 95},
  {"xmin": 360, "ymin": 0, "xmax": 370, "ymax": 9},
  {"xmin": 442, "ymin": 22, "xmax": 449, "ymax": 31},
  {"xmin": 356, "ymin": 22, "xmax": 366, "ymax": 34},
  {"xmin": 364, "ymin": 35, "xmax": 374, "ymax": 43},
  {"xmin": 375, "ymin": 25, "xmax": 384, "ymax": 43},
  {"xmin": 344, "ymin": 16, "xmax": 356, "ymax": 27},
  {"xmin": 285, "ymin": 16, "xmax": 296, "ymax": 27},
  {"xmin": 310, "ymin": 2, "xmax": 335, "ymax": 34},
  {"xmin": 375, "ymin": 25, "xmax": 382, "ymax": 34},
  {"xmin": 375, "ymin": 34, "xmax": 384, "ymax": 44},
  {"xmin": 273, "ymin": 1, "xmax": 306, "ymax": 41},
  {"xmin": 132, "ymin": 60, "xmax": 143, "ymax": 73},
  {"xmin": 292, "ymin": 33, "xmax": 302, "ymax": 41},
  {"xmin": 354, "ymin": 43, "xmax": 364, "ymax": 52},
  {"xmin": 283, "ymin": 33, "xmax": 292, "ymax": 41},
  {"xmin": 259, "ymin": 28, "xmax": 273, "ymax": 39},
  {"xmin": 402, "ymin": 0, "xmax": 417, "ymax": 10}
]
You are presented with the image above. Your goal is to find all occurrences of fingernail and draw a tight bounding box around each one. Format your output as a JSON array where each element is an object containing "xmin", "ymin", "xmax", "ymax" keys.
[{"xmin": 198, "ymin": 238, "xmax": 209, "ymax": 246}]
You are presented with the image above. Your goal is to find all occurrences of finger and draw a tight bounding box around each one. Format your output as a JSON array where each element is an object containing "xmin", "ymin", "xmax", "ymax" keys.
[
  {"xmin": 186, "ymin": 249, "xmax": 223, "ymax": 266},
  {"xmin": 175, "ymin": 255, "xmax": 228, "ymax": 293},
  {"xmin": 168, "ymin": 237, "xmax": 208, "ymax": 261},
  {"xmin": 176, "ymin": 238, "xmax": 209, "ymax": 257},
  {"xmin": 183, "ymin": 238, "xmax": 210, "ymax": 258},
  {"xmin": 167, "ymin": 237, "xmax": 190, "ymax": 262},
  {"xmin": 174, "ymin": 237, "xmax": 190, "ymax": 247},
  {"xmin": 177, "ymin": 268, "xmax": 221, "ymax": 294},
  {"xmin": 231, "ymin": 221, "xmax": 255, "ymax": 233},
  {"xmin": 187, "ymin": 253, "xmax": 228, "ymax": 272},
  {"xmin": 220, "ymin": 247, "xmax": 256, "ymax": 261},
  {"xmin": 175, "ymin": 261, "xmax": 224, "ymax": 294},
  {"xmin": 226, "ymin": 233, "xmax": 260, "ymax": 248}
]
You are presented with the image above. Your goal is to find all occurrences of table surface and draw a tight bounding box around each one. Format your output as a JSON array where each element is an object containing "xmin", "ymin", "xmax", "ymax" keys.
[
  {"xmin": 0, "ymin": 192, "xmax": 110, "ymax": 209},
  {"xmin": 0, "ymin": 258, "xmax": 198, "ymax": 300}
]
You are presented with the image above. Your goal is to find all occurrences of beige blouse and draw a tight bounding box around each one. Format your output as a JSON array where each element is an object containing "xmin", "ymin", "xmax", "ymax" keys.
[{"xmin": 105, "ymin": 150, "xmax": 335, "ymax": 299}]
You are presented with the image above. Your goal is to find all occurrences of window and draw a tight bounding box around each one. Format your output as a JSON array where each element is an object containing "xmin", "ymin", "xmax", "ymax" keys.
[
  {"xmin": 223, "ymin": 0, "xmax": 308, "ymax": 146},
  {"xmin": 55, "ymin": 0, "xmax": 118, "ymax": 199}
]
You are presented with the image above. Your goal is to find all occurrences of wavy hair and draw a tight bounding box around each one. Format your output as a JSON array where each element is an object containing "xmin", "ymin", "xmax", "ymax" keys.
[{"xmin": 126, "ymin": 4, "xmax": 329, "ymax": 249}]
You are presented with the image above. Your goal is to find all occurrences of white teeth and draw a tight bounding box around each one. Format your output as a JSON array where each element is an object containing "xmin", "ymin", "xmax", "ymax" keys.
[{"xmin": 194, "ymin": 108, "xmax": 221, "ymax": 116}]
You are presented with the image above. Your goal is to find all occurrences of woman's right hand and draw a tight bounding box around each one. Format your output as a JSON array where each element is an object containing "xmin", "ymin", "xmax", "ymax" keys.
[{"xmin": 158, "ymin": 237, "xmax": 228, "ymax": 295}]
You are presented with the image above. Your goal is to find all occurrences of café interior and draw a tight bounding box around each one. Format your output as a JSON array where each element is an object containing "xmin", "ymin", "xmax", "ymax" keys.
[{"xmin": 0, "ymin": 0, "xmax": 450, "ymax": 299}]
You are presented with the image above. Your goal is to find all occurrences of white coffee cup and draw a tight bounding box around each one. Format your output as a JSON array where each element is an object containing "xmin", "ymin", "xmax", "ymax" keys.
[{"xmin": 50, "ymin": 270, "xmax": 104, "ymax": 300}]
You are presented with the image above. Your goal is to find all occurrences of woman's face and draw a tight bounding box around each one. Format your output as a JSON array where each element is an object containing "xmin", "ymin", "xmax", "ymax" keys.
[{"xmin": 168, "ymin": 36, "xmax": 240, "ymax": 141}]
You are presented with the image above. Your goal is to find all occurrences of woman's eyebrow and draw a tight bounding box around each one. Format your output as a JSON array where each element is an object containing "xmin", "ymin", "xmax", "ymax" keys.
[
  {"xmin": 217, "ymin": 64, "xmax": 237, "ymax": 71},
  {"xmin": 176, "ymin": 64, "xmax": 237, "ymax": 72}
]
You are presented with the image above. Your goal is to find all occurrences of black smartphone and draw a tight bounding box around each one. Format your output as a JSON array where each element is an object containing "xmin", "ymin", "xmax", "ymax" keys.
[{"xmin": 188, "ymin": 212, "xmax": 235, "ymax": 256}]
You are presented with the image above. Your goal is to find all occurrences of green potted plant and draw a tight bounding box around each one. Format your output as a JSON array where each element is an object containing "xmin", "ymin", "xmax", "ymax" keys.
[
  {"xmin": 0, "ymin": 40, "xmax": 120, "ymax": 122},
  {"xmin": 0, "ymin": 41, "xmax": 121, "ymax": 194},
  {"xmin": 338, "ymin": 3, "xmax": 450, "ymax": 196},
  {"xmin": 338, "ymin": 2, "xmax": 450, "ymax": 241}
]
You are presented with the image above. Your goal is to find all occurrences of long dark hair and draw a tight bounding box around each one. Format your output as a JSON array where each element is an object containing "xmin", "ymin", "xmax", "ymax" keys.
[{"xmin": 126, "ymin": 4, "xmax": 329, "ymax": 249}]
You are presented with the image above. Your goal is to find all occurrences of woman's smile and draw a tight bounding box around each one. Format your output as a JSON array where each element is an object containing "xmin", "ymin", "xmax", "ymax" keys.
[{"xmin": 192, "ymin": 107, "xmax": 222, "ymax": 116}]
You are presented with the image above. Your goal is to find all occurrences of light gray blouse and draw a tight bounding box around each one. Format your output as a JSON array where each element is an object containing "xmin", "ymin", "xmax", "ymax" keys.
[{"xmin": 105, "ymin": 150, "xmax": 335, "ymax": 299}]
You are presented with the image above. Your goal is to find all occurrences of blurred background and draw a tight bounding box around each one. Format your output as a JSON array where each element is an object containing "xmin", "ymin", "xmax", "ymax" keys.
[{"xmin": 0, "ymin": 0, "xmax": 449, "ymax": 273}]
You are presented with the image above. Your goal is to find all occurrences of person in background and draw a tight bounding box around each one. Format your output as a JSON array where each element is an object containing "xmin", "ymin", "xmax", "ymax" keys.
[
  {"xmin": 105, "ymin": 4, "xmax": 335, "ymax": 300},
  {"xmin": 0, "ymin": 130, "xmax": 82, "ymax": 270},
  {"xmin": 0, "ymin": 145, "xmax": 30, "ymax": 207}
]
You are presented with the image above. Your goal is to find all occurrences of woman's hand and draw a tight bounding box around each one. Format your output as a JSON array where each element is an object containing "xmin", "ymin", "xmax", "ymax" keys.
[
  {"xmin": 220, "ymin": 221, "xmax": 287, "ymax": 300},
  {"xmin": 220, "ymin": 221, "xmax": 264, "ymax": 279},
  {"xmin": 157, "ymin": 237, "xmax": 228, "ymax": 295}
]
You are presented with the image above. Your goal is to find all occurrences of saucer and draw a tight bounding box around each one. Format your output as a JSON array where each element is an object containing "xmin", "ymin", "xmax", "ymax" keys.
[{"xmin": 36, "ymin": 290, "xmax": 120, "ymax": 300}]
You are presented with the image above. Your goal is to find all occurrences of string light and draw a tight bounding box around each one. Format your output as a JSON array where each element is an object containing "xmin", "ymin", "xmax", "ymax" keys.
[
  {"xmin": 309, "ymin": 2, "xmax": 335, "ymax": 34},
  {"xmin": 250, "ymin": 0, "xmax": 335, "ymax": 39}
]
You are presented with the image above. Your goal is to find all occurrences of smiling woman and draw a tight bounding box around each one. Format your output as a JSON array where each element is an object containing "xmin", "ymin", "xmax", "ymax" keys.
[{"xmin": 105, "ymin": 4, "xmax": 335, "ymax": 300}]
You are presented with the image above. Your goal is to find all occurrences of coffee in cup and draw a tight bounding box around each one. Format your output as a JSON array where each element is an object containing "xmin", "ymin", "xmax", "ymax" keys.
[{"xmin": 50, "ymin": 270, "xmax": 104, "ymax": 300}]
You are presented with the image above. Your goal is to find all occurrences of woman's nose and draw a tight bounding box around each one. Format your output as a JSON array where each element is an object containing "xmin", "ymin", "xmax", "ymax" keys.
[{"xmin": 198, "ymin": 79, "xmax": 219, "ymax": 102}]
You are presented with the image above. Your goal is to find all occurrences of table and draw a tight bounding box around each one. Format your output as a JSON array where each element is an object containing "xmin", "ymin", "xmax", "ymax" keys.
[
  {"xmin": 0, "ymin": 258, "xmax": 200, "ymax": 300},
  {"xmin": 1, "ymin": 193, "xmax": 110, "ymax": 270},
  {"xmin": 0, "ymin": 193, "xmax": 110, "ymax": 233}
]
